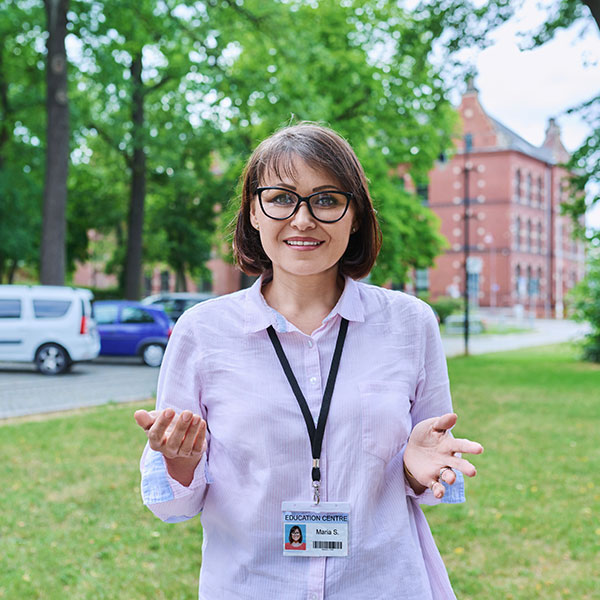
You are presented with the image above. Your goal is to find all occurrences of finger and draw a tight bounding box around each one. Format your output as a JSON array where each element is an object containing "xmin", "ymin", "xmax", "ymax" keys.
[
  {"xmin": 449, "ymin": 455, "xmax": 478, "ymax": 478},
  {"xmin": 433, "ymin": 412, "xmax": 457, "ymax": 433},
  {"xmin": 178, "ymin": 415, "xmax": 205, "ymax": 456},
  {"xmin": 147, "ymin": 408, "xmax": 176, "ymax": 450},
  {"xmin": 451, "ymin": 438, "xmax": 484, "ymax": 455},
  {"xmin": 430, "ymin": 480, "xmax": 446, "ymax": 499},
  {"xmin": 164, "ymin": 410, "xmax": 195, "ymax": 455},
  {"xmin": 439, "ymin": 467, "xmax": 456, "ymax": 485},
  {"xmin": 134, "ymin": 410, "xmax": 155, "ymax": 431},
  {"xmin": 192, "ymin": 419, "xmax": 207, "ymax": 454}
]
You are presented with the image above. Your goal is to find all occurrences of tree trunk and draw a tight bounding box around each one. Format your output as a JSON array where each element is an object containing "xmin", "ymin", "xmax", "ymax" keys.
[
  {"xmin": 7, "ymin": 259, "xmax": 17, "ymax": 284},
  {"xmin": 175, "ymin": 267, "xmax": 188, "ymax": 292},
  {"xmin": 40, "ymin": 0, "xmax": 69, "ymax": 285},
  {"xmin": 123, "ymin": 52, "xmax": 146, "ymax": 300}
]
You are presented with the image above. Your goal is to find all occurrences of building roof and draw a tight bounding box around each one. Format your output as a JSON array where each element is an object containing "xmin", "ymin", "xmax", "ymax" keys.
[{"xmin": 487, "ymin": 116, "xmax": 556, "ymax": 164}]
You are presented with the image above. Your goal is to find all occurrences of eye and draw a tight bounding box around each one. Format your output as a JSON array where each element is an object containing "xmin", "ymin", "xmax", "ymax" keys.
[
  {"xmin": 312, "ymin": 192, "xmax": 342, "ymax": 208},
  {"xmin": 264, "ymin": 191, "xmax": 296, "ymax": 205}
]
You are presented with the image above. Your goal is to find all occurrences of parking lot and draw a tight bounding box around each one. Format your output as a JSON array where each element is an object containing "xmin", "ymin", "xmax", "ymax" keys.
[{"xmin": 0, "ymin": 358, "xmax": 159, "ymax": 419}]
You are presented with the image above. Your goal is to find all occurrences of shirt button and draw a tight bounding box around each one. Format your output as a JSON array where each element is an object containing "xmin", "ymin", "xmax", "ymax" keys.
[
  {"xmin": 307, "ymin": 339, "xmax": 314, "ymax": 348},
  {"xmin": 309, "ymin": 376, "xmax": 317, "ymax": 385},
  {"xmin": 309, "ymin": 595, "xmax": 318, "ymax": 600}
]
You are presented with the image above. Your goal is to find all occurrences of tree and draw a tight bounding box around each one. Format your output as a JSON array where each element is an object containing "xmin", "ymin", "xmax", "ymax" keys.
[
  {"xmin": 0, "ymin": 0, "xmax": 45, "ymax": 283},
  {"xmin": 40, "ymin": 0, "xmax": 69, "ymax": 285},
  {"xmin": 570, "ymin": 248, "xmax": 600, "ymax": 361},
  {"xmin": 70, "ymin": 0, "xmax": 231, "ymax": 298},
  {"xmin": 213, "ymin": 0, "xmax": 515, "ymax": 284},
  {"xmin": 521, "ymin": 0, "xmax": 599, "ymax": 242}
]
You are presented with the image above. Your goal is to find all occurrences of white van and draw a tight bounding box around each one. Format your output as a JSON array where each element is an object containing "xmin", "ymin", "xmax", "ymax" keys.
[{"xmin": 0, "ymin": 285, "xmax": 100, "ymax": 374}]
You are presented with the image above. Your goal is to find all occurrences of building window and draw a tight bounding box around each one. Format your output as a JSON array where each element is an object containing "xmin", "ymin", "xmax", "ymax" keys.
[
  {"xmin": 526, "ymin": 173, "xmax": 532, "ymax": 205},
  {"xmin": 537, "ymin": 176, "xmax": 543, "ymax": 207},
  {"xmin": 515, "ymin": 216, "xmax": 521, "ymax": 250},
  {"xmin": 160, "ymin": 270, "xmax": 170, "ymax": 291},
  {"xmin": 528, "ymin": 266, "xmax": 540, "ymax": 297},
  {"xmin": 537, "ymin": 222, "xmax": 543, "ymax": 254},
  {"xmin": 527, "ymin": 219, "xmax": 532, "ymax": 253},
  {"xmin": 516, "ymin": 264, "xmax": 521, "ymax": 295},
  {"xmin": 515, "ymin": 169, "xmax": 521, "ymax": 203},
  {"xmin": 415, "ymin": 269, "xmax": 429, "ymax": 294}
]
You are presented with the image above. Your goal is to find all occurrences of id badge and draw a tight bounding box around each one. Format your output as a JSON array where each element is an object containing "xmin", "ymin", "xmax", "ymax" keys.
[{"xmin": 282, "ymin": 501, "xmax": 350, "ymax": 557}]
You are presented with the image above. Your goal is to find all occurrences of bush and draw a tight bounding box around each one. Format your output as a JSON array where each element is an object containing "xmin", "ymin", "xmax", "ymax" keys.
[
  {"xmin": 569, "ymin": 252, "xmax": 600, "ymax": 363},
  {"xmin": 83, "ymin": 286, "xmax": 122, "ymax": 300},
  {"xmin": 429, "ymin": 296, "xmax": 462, "ymax": 324}
]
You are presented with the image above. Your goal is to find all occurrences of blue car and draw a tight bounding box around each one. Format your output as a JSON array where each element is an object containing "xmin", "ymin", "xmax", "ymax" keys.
[{"xmin": 93, "ymin": 301, "xmax": 172, "ymax": 367}]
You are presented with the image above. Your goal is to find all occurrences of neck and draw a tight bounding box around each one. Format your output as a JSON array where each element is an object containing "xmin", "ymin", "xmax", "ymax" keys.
[{"xmin": 262, "ymin": 267, "xmax": 344, "ymax": 334}]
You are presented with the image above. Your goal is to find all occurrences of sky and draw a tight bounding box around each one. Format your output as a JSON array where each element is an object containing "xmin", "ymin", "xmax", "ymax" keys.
[{"xmin": 447, "ymin": 0, "xmax": 600, "ymax": 228}]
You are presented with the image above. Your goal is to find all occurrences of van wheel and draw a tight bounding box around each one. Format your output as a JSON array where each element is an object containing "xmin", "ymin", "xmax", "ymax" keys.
[
  {"xmin": 35, "ymin": 344, "xmax": 70, "ymax": 375},
  {"xmin": 142, "ymin": 343, "xmax": 165, "ymax": 367}
]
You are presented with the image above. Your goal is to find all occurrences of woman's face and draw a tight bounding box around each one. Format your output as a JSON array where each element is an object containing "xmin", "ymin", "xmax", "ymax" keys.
[
  {"xmin": 291, "ymin": 528, "xmax": 301, "ymax": 540},
  {"xmin": 250, "ymin": 156, "xmax": 355, "ymax": 281}
]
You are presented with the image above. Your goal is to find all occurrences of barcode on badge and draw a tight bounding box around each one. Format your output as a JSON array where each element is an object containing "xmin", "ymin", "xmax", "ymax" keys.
[{"xmin": 313, "ymin": 541, "xmax": 343, "ymax": 549}]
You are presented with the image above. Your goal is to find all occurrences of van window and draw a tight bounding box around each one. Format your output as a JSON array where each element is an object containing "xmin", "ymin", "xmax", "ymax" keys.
[
  {"xmin": 0, "ymin": 299, "xmax": 21, "ymax": 318},
  {"xmin": 94, "ymin": 304, "xmax": 119, "ymax": 325},
  {"xmin": 33, "ymin": 299, "xmax": 72, "ymax": 318}
]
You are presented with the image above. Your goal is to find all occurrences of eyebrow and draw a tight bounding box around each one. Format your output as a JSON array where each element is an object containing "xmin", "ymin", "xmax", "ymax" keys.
[{"xmin": 272, "ymin": 182, "xmax": 341, "ymax": 192}]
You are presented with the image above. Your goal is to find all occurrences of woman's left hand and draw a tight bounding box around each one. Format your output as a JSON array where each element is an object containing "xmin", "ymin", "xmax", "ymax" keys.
[{"xmin": 403, "ymin": 413, "xmax": 483, "ymax": 499}]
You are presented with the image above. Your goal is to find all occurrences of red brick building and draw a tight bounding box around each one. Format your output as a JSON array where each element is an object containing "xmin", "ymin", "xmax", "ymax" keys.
[{"xmin": 426, "ymin": 83, "xmax": 585, "ymax": 318}]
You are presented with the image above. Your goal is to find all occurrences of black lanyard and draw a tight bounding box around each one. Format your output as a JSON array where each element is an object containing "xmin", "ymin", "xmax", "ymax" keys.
[{"xmin": 267, "ymin": 318, "xmax": 349, "ymax": 504}]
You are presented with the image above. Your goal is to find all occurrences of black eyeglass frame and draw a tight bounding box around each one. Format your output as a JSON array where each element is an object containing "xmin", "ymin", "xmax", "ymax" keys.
[{"xmin": 256, "ymin": 186, "xmax": 353, "ymax": 223}]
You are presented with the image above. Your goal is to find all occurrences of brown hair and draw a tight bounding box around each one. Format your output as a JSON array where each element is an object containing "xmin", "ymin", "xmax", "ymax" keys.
[{"xmin": 233, "ymin": 123, "xmax": 382, "ymax": 279}]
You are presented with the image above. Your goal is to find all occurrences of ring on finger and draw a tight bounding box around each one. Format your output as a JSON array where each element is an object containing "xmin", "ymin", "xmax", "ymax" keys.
[{"xmin": 428, "ymin": 479, "xmax": 439, "ymax": 491}]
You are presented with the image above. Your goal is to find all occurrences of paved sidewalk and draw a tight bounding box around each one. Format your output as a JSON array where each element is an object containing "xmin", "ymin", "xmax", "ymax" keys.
[{"xmin": 441, "ymin": 319, "xmax": 590, "ymax": 357}]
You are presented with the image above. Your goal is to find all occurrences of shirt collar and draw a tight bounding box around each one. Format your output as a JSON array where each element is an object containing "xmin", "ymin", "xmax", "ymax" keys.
[{"xmin": 243, "ymin": 274, "xmax": 365, "ymax": 334}]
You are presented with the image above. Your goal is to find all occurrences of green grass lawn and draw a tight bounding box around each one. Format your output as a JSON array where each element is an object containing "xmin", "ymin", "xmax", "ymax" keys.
[{"xmin": 1, "ymin": 344, "xmax": 598, "ymax": 599}]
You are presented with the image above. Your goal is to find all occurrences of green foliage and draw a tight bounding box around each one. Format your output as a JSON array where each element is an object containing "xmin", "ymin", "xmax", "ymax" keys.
[
  {"xmin": 429, "ymin": 295, "xmax": 463, "ymax": 324},
  {"xmin": 214, "ymin": 0, "xmax": 467, "ymax": 283},
  {"xmin": 519, "ymin": 1, "xmax": 600, "ymax": 243},
  {"xmin": 0, "ymin": 0, "xmax": 46, "ymax": 281},
  {"xmin": 4, "ymin": 0, "xmax": 518, "ymax": 286},
  {"xmin": 569, "ymin": 250, "xmax": 600, "ymax": 361},
  {"xmin": 562, "ymin": 94, "xmax": 600, "ymax": 243}
]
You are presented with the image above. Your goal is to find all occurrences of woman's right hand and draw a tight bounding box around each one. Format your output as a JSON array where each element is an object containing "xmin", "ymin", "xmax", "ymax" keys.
[{"xmin": 134, "ymin": 408, "xmax": 207, "ymax": 485}]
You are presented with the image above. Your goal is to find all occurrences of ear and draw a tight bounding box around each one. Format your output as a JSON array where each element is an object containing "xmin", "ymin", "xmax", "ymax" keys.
[{"xmin": 249, "ymin": 201, "xmax": 260, "ymax": 230}]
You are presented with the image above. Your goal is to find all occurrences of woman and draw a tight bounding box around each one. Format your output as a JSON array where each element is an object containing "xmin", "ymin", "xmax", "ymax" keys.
[
  {"xmin": 285, "ymin": 525, "xmax": 306, "ymax": 550},
  {"xmin": 135, "ymin": 123, "xmax": 483, "ymax": 599}
]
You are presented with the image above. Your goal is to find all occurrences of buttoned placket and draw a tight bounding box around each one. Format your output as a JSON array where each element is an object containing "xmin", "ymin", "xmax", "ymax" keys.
[{"xmin": 303, "ymin": 328, "xmax": 328, "ymax": 600}]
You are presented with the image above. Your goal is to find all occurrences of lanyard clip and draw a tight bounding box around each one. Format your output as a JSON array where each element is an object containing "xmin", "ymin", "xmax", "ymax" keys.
[
  {"xmin": 312, "ymin": 480, "xmax": 320, "ymax": 505},
  {"xmin": 311, "ymin": 459, "xmax": 321, "ymax": 504}
]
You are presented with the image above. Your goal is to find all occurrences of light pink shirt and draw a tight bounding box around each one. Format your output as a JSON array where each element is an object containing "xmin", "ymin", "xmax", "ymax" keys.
[{"xmin": 140, "ymin": 276, "xmax": 464, "ymax": 599}]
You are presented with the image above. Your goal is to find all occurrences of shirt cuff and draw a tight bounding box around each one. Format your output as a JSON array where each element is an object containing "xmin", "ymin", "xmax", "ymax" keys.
[{"xmin": 141, "ymin": 447, "xmax": 208, "ymax": 506}]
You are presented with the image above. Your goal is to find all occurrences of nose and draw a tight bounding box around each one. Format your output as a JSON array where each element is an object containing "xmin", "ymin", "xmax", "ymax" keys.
[{"xmin": 290, "ymin": 201, "xmax": 316, "ymax": 230}]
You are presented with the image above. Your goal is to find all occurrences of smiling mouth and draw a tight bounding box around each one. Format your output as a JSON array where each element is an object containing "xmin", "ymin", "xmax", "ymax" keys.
[{"xmin": 284, "ymin": 240, "xmax": 324, "ymax": 247}]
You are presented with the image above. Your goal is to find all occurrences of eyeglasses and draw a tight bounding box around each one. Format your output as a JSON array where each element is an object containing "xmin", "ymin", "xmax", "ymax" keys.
[{"xmin": 256, "ymin": 187, "xmax": 353, "ymax": 223}]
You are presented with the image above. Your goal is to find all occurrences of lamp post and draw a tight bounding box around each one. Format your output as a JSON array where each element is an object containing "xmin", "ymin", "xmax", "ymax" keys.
[{"xmin": 463, "ymin": 133, "xmax": 472, "ymax": 356}]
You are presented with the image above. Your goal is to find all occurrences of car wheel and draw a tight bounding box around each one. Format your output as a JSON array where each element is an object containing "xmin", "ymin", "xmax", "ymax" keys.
[
  {"xmin": 35, "ymin": 344, "xmax": 70, "ymax": 375},
  {"xmin": 142, "ymin": 343, "xmax": 165, "ymax": 367}
]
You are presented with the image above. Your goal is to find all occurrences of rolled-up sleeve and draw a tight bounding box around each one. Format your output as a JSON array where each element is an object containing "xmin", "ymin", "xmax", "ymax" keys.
[{"xmin": 139, "ymin": 310, "xmax": 211, "ymax": 522}]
